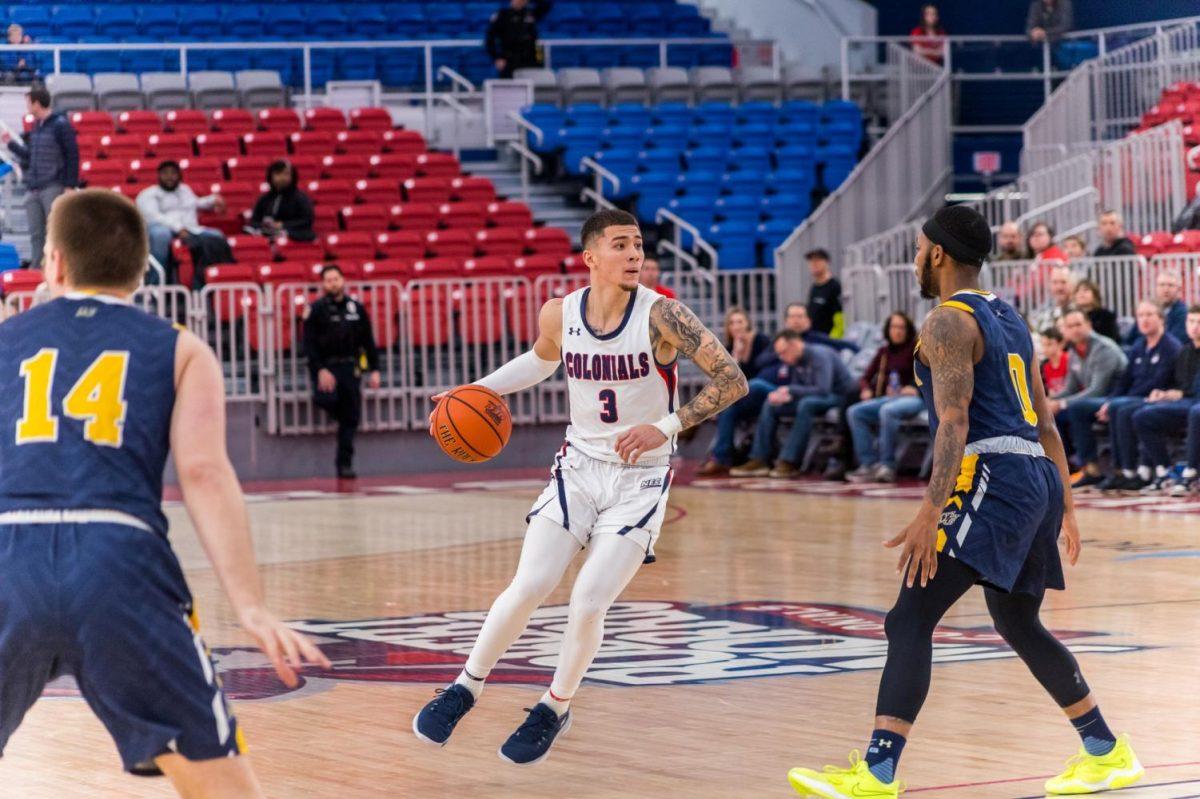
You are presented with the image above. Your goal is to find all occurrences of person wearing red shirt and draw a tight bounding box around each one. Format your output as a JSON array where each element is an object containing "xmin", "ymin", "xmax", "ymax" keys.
[
  {"xmin": 909, "ymin": 5, "xmax": 946, "ymax": 64},
  {"xmin": 639, "ymin": 256, "xmax": 676, "ymax": 299},
  {"xmin": 1040, "ymin": 326, "xmax": 1070, "ymax": 395}
]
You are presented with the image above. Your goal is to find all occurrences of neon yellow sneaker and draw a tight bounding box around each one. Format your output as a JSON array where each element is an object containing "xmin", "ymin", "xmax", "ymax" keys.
[
  {"xmin": 1044, "ymin": 734, "xmax": 1144, "ymax": 794},
  {"xmin": 788, "ymin": 751, "xmax": 903, "ymax": 798}
]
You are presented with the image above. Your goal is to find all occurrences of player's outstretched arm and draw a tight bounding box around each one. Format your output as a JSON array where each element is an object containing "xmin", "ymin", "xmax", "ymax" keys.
[
  {"xmin": 1030, "ymin": 353, "xmax": 1081, "ymax": 565},
  {"xmin": 885, "ymin": 306, "xmax": 977, "ymax": 587},
  {"xmin": 171, "ymin": 331, "xmax": 331, "ymax": 686}
]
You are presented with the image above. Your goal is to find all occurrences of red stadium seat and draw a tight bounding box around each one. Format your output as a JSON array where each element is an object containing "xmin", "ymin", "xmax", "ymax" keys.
[
  {"xmin": 376, "ymin": 231, "xmax": 426, "ymax": 260},
  {"xmin": 227, "ymin": 156, "xmax": 274, "ymax": 183},
  {"xmin": 388, "ymin": 202, "xmax": 439, "ymax": 231},
  {"xmin": 77, "ymin": 134, "xmax": 103, "ymax": 161},
  {"xmin": 340, "ymin": 204, "xmax": 390, "ymax": 232},
  {"xmin": 195, "ymin": 132, "xmax": 242, "ymax": 159},
  {"xmin": 405, "ymin": 294, "xmax": 453, "ymax": 347},
  {"xmin": 415, "ymin": 152, "xmax": 461, "ymax": 178},
  {"xmin": 70, "ymin": 111, "xmax": 115, "ymax": 136},
  {"xmin": 313, "ymin": 205, "xmax": 341, "ymax": 235},
  {"xmin": 369, "ymin": 153, "xmax": 418, "ymax": 180},
  {"xmin": 289, "ymin": 130, "xmax": 335, "ymax": 157},
  {"xmin": 381, "ymin": 129, "xmax": 426, "ymax": 154},
  {"xmin": 505, "ymin": 283, "xmax": 537, "ymax": 343},
  {"xmin": 108, "ymin": 182, "xmax": 143, "ymax": 201},
  {"xmin": 204, "ymin": 264, "xmax": 257, "ymax": 284},
  {"xmin": 411, "ymin": 257, "xmax": 464, "ymax": 278},
  {"xmin": 462, "ymin": 257, "xmax": 514, "ymax": 278},
  {"xmin": 304, "ymin": 107, "xmax": 348, "ymax": 132},
  {"xmin": 1, "ymin": 268, "xmax": 43, "ymax": 295},
  {"xmin": 117, "ymin": 110, "xmax": 162, "ymax": 135},
  {"xmin": 437, "ymin": 202, "xmax": 487, "ymax": 230},
  {"xmin": 404, "ymin": 177, "xmax": 453, "ymax": 204},
  {"xmin": 1135, "ymin": 232, "xmax": 1173, "ymax": 257},
  {"xmin": 209, "ymin": 182, "xmax": 263, "ymax": 215},
  {"xmin": 81, "ymin": 160, "xmax": 129, "ymax": 186},
  {"xmin": 1187, "ymin": 170, "xmax": 1200, "ymax": 200},
  {"xmin": 1185, "ymin": 124, "xmax": 1200, "ymax": 147},
  {"xmin": 451, "ymin": 176, "xmax": 497, "ymax": 203},
  {"xmin": 524, "ymin": 227, "xmax": 573, "ymax": 259},
  {"xmin": 456, "ymin": 287, "xmax": 507, "ymax": 346},
  {"xmin": 210, "ymin": 108, "xmax": 256, "ymax": 135},
  {"xmin": 241, "ymin": 133, "xmax": 288, "ymax": 157},
  {"xmin": 275, "ymin": 236, "xmax": 325, "ymax": 263},
  {"xmin": 306, "ymin": 179, "xmax": 355, "ymax": 208},
  {"xmin": 348, "ymin": 107, "xmax": 393, "ymax": 131},
  {"xmin": 1169, "ymin": 230, "xmax": 1200, "ymax": 253},
  {"xmin": 475, "ymin": 228, "xmax": 525, "ymax": 259},
  {"xmin": 99, "ymin": 134, "xmax": 147, "ymax": 160},
  {"xmin": 171, "ymin": 239, "xmax": 195, "ymax": 288},
  {"xmin": 562, "ymin": 253, "xmax": 588, "ymax": 272},
  {"xmin": 164, "ymin": 109, "xmax": 208, "ymax": 136},
  {"xmin": 257, "ymin": 261, "xmax": 310, "ymax": 284},
  {"xmin": 127, "ymin": 159, "xmax": 160, "ymax": 185},
  {"xmin": 336, "ymin": 130, "xmax": 384, "ymax": 156},
  {"xmin": 354, "ymin": 178, "xmax": 401, "ymax": 205},
  {"xmin": 227, "ymin": 235, "xmax": 273, "ymax": 264},
  {"xmin": 425, "ymin": 230, "xmax": 474, "ymax": 259},
  {"xmin": 179, "ymin": 157, "xmax": 226, "ymax": 186},
  {"xmin": 325, "ymin": 232, "xmax": 377, "ymax": 262},
  {"xmin": 257, "ymin": 107, "xmax": 302, "ymax": 134},
  {"xmin": 513, "ymin": 255, "xmax": 565, "ymax": 277},
  {"xmin": 288, "ymin": 155, "xmax": 322, "ymax": 180},
  {"xmin": 487, "ymin": 201, "xmax": 534, "ymax": 228},
  {"xmin": 320, "ymin": 155, "xmax": 370, "ymax": 181},
  {"xmin": 316, "ymin": 261, "xmax": 362, "ymax": 280},
  {"xmin": 146, "ymin": 133, "xmax": 194, "ymax": 160},
  {"xmin": 361, "ymin": 259, "xmax": 412, "ymax": 280}
]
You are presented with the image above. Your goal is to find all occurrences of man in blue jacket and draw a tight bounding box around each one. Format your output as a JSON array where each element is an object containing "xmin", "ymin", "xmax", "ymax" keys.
[{"xmin": 1, "ymin": 86, "xmax": 78, "ymax": 268}]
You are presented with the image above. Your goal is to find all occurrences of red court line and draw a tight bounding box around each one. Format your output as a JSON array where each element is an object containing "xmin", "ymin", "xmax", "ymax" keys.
[{"xmin": 906, "ymin": 761, "xmax": 1200, "ymax": 794}]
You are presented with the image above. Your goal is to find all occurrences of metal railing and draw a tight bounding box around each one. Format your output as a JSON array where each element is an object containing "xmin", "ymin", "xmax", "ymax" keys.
[
  {"xmin": 656, "ymin": 207, "xmax": 719, "ymax": 276},
  {"xmin": 579, "ymin": 157, "xmax": 619, "ymax": 212}
]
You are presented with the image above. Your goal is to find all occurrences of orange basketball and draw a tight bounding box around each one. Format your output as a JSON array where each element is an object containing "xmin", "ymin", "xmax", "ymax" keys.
[{"xmin": 432, "ymin": 385, "xmax": 513, "ymax": 463}]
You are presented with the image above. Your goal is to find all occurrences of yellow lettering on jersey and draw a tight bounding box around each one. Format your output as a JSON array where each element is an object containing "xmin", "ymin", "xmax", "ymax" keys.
[
  {"xmin": 16, "ymin": 349, "xmax": 59, "ymax": 444},
  {"xmin": 63, "ymin": 351, "xmax": 130, "ymax": 448},
  {"xmin": 1006, "ymin": 353, "xmax": 1039, "ymax": 426}
]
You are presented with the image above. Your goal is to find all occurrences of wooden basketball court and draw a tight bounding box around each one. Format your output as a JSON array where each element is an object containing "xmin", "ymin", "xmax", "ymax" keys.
[{"xmin": 4, "ymin": 470, "xmax": 1196, "ymax": 797}]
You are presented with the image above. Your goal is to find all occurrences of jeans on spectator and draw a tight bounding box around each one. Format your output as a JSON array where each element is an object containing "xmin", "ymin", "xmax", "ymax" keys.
[
  {"xmin": 147, "ymin": 223, "xmax": 174, "ymax": 284},
  {"xmin": 749, "ymin": 392, "xmax": 838, "ymax": 465},
  {"xmin": 1106, "ymin": 396, "xmax": 1146, "ymax": 472},
  {"xmin": 847, "ymin": 395, "xmax": 925, "ymax": 469},
  {"xmin": 1053, "ymin": 407, "xmax": 1073, "ymax": 461},
  {"xmin": 25, "ymin": 183, "xmax": 63, "ymax": 268},
  {"xmin": 1065, "ymin": 397, "xmax": 1108, "ymax": 463},
  {"xmin": 710, "ymin": 378, "xmax": 774, "ymax": 466},
  {"xmin": 1133, "ymin": 400, "xmax": 1200, "ymax": 469}
]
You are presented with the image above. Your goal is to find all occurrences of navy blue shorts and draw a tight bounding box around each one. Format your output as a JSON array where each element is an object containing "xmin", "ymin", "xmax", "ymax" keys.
[
  {"xmin": 936, "ymin": 453, "xmax": 1065, "ymax": 596},
  {"xmin": 0, "ymin": 522, "xmax": 243, "ymax": 774}
]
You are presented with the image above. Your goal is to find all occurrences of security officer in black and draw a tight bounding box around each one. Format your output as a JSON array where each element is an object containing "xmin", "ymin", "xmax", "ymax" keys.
[
  {"xmin": 304, "ymin": 265, "xmax": 381, "ymax": 479},
  {"xmin": 485, "ymin": 0, "xmax": 554, "ymax": 79}
]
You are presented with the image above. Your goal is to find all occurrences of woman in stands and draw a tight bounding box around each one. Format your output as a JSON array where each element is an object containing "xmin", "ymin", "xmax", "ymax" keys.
[
  {"xmin": 723, "ymin": 306, "xmax": 771, "ymax": 380},
  {"xmin": 249, "ymin": 160, "xmax": 315, "ymax": 242},
  {"xmin": 1028, "ymin": 221, "xmax": 1067, "ymax": 264},
  {"xmin": 909, "ymin": 5, "xmax": 946, "ymax": 65},
  {"xmin": 844, "ymin": 312, "xmax": 921, "ymax": 484},
  {"xmin": 1073, "ymin": 279, "xmax": 1121, "ymax": 342}
]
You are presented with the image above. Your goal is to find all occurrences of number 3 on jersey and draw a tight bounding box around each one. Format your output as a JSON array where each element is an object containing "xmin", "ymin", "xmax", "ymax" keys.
[
  {"xmin": 16, "ymin": 348, "xmax": 131, "ymax": 447},
  {"xmin": 1007, "ymin": 353, "xmax": 1038, "ymax": 426},
  {"xmin": 598, "ymin": 389, "xmax": 618, "ymax": 423}
]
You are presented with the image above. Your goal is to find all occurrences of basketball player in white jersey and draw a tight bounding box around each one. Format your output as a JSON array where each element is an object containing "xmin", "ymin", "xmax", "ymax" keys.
[{"xmin": 413, "ymin": 209, "xmax": 748, "ymax": 765}]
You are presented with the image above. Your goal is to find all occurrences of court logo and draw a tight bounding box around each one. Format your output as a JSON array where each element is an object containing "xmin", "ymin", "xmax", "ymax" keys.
[{"xmin": 168, "ymin": 601, "xmax": 1143, "ymax": 701}]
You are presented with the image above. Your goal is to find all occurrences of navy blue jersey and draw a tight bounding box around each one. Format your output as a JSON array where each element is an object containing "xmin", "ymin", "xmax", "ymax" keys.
[
  {"xmin": 0, "ymin": 294, "xmax": 179, "ymax": 535},
  {"xmin": 915, "ymin": 290, "xmax": 1040, "ymax": 445}
]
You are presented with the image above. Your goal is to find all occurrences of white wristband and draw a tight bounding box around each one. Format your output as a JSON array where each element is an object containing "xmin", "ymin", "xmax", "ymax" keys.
[{"xmin": 651, "ymin": 413, "xmax": 683, "ymax": 438}]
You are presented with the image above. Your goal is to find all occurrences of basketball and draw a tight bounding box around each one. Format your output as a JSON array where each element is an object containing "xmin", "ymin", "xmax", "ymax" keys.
[{"xmin": 432, "ymin": 385, "xmax": 513, "ymax": 463}]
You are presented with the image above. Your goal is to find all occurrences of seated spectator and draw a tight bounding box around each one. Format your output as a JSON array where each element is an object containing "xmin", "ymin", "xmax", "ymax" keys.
[
  {"xmin": 844, "ymin": 312, "xmax": 920, "ymax": 484},
  {"xmin": 1072, "ymin": 279, "xmax": 1119, "ymax": 342},
  {"xmin": 1047, "ymin": 307, "xmax": 1128, "ymax": 455},
  {"xmin": 1027, "ymin": 264, "xmax": 1074, "ymax": 334},
  {"xmin": 1040, "ymin": 326, "xmax": 1070, "ymax": 395},
  {"xmin": 5, "ymin": 23, "xmax": 33, "ymax": 81},
  {"xmin": 993, "ymin": 220, "xmax": 1027, "ymax": 261},
  {"xmin": 1133, "ymin": 305, "xmax": 1200, "ymax": 494},
  {"xmin": 1061, "ymin": 235, "xmax": 1086, "ymax": 260},
  {"xmin": 1171, "ymin": 191, "xmax": 1200, "ymax": 233},
  {"xmin": 136, "ymin": 160, "xmax": 228, "ymax": 285},
  {"xmin": 910, "ymin": 4, "xmax": 946, "ymax": 64},
  {"xmin": 723, "ymin": 305, "xmax": 770, "ymax": 379},
  {"xmin": 1070, "ymin": 301, "xmax": 1179, "ymax": 491},
  {"xmin": 1093, "ymin": 209, "xmax": 1136, "ymax": 256},
  {"xmin": 1028, "ymin": 221, "xmax": 1067, "ymax": 264},
  {"xmin": 729, "ymin": 332, "xmax": 854, "ymax": 479},
  {"xmin": 805, "ymin": 248, "xmax": 843, "ymax": 337},
  {"xmin": 1027, "ymin": 0, "xmax": 1073, "ymax": 43},
  {"xmin": 1156, "ymin": 268, "xmax": 1188, "ymax": 344},
  {"xmin": 249, "ymin": 159, "xmax": 315, "ymax": 242},
  {"xmin": 638, "ymin": 256, "xmax": 675, "ymax": 299},
  {"xmin": 752, "ymin": 302, "xmax": 858, "ymax": 371}
]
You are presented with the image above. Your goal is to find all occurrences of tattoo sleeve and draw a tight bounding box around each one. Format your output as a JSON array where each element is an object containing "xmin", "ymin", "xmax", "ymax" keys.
[
  {"xmin": 650, "ymin": 299, "xmax": 748, "ymax": 429},
  {"xmin": 922, "ymin": 307, "xmax": 978, "ymax": 509}
]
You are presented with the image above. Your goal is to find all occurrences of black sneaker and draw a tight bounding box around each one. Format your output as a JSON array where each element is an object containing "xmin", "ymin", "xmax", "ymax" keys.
[
  {"xmin": 498, "ymin": 703, "xmax": 571, "ymax": 766},
  {"xmin": 413, "ymin": 683, "xmax": 475, "ymax": 746},
  {"xmin": 1097, "ymin": 474, "xmax": 1131, "ymax": 492},
  {"xmin": 1072, "ymin": 472, "xmax": 1106, "ymax": 489},
  {"xmin": 1122, "ymin": 476, "xmax": 1150, "ymax": 492},
  {"xmin": 337, "ymin": 464, "xmax": 357, "ymax": 479}
]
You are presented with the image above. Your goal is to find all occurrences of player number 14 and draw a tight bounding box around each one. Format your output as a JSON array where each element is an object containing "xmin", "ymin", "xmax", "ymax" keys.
[{"xmin": 16, "ymin": 348, "xmax": 131, "ymax": 447}]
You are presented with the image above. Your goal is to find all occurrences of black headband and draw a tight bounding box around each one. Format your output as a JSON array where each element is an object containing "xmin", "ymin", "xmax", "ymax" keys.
[{"xmin": 922, "ymin": 216, "xmax": 986, "ymax": 267}]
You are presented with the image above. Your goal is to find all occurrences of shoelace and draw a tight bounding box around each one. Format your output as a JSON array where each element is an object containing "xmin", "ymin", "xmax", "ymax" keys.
[
  {"xmin": 820, "ymin": 751, "xmax": 907, "ymax": 793},
  {"xmin": 512, "ymin": 706, "xmax": 558, "ymax": 744},
  {"xmin": 1058, "ymin": 751, "xmax": 1090, "ymax": 778},
  {"xmin": 430, "ymin": 687, "xmax": 464, "ymax": 718}
]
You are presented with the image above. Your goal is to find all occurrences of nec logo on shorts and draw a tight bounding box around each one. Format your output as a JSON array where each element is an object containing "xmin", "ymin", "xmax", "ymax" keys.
[{"xmin": 640, "ymin": 477, "xmax": 664, "ymax": 490}]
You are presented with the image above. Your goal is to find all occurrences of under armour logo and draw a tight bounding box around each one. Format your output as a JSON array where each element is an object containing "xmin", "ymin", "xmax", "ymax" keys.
[
  {"xmin": 875, "ymin": 739, "xmax": 893, "ymax": 749},
  {"xmin": 568, "ymin": 326, "xmax": 582, "ymax": 335}
]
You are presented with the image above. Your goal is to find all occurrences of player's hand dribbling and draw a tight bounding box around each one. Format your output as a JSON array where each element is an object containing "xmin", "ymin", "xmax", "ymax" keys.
[
  {"xmin": 615, "ymin": 424, "xmax": 667, "ymax": 465},
  {"xmin": 238, "ymin": 606, "xmax": 331, "ymax": 688},
  {"xmin": 884, "ymin": 502, "xmax": 939, "ymax": 588},
  {"xmin": 427, "ymin": 390, "xmax": 449, "ymax": 435},
  {"xmin": 1061, "ymin": 510, "xmax": 1081, "ymax": 566}
]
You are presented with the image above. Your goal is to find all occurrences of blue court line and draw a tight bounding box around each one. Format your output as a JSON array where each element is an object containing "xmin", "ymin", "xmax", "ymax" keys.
[{"xmin": 1116, "ymin": 550, "xmax": 1200, "ymax": 561}]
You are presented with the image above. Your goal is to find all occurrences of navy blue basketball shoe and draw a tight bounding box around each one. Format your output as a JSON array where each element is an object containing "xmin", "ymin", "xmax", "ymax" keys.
[
  {"xmin": 412, "ymin": 684, "xmax": 475, "ymax": 746},
  {"xmin": 498, "ymin": 703, "xmax": 571, "ymax": 765}
]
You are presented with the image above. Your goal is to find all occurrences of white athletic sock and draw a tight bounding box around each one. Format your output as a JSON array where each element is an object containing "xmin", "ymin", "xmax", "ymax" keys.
[
  {"xmin": 1122, "ymin": 469, "xmax": 1135, "ymax": 479},
  {"xmin": 540, "ymin": 688, "xmax": 571, "ymax": 717},
  {"xmin": 1184, "ymin": 467, "xmax": 1197, "ymax": 480},
  {"xmin": 1137, "ymin": 465, "xmax": 1151, "ymax": 481},
  {"xmin": 454, "ymin": 668, "xmax": 486, "ymax": 700},
  {"xmin": 1155, "ymin": 465, "xmax": 1169, "ymax": 478}
]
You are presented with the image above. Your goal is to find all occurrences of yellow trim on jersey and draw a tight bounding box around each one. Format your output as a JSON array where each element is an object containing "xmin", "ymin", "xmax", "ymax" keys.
[
  {"xmin": 173, "ymin": 322, "xmax": 187, "ymax": 332},
  {"xmin": 235, "ymin": 726, "xmax": 249, "ymax": 754},
  {"xmin": 945, "ymin": 495, "xmax": 963, "ymax": 510},
  {"xmin": 188, "ymin": 606, "xmax": 201, "ymax": 633},
  {"xmin": 954, "ymin": 454, "xmax": 979, "ymax": 494},
  {"xmin": 955, "ymin": 289, "xmax": 993, "ymax": 297},
  {"xmin": 940, "ymin": 300, "xmax": 975, "ymax": 314},
  {"xmin": 936, "ymin": 528, "xmax": 947, "ymax": 553}
]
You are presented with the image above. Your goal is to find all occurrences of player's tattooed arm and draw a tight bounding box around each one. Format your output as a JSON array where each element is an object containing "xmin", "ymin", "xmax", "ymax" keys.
[
  {"xmin": 650, "ymin": 298, "xmax": 748, "ymax": 429},
  {"xmin": 922, "ymin": 307, "xmax": 978, "ymax": 509}
]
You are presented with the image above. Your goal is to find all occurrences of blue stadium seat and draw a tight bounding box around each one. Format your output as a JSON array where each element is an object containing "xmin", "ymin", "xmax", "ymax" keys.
[
  {"xmin": 684, "ymin": 146, "xmax": 728, "ymax": 172},
  {"xmin": 776, "ymin": 144, "xmax": 817, "ymax": 170},
  {"xmin": 51, "ymin": 6, "xmax": 95, "ymax": 40},
  {"xmin": 676, "ymin": 170, "xmax": 721, "ymax": 198},
  {"xmin": 384, "ymin": 3, "xmax": 424, "ymax": 37},
  {"xmin": 10, "ymin": 6, "xmax": 49, "ymax": 39},
  {"xmin": 637, "ymin": 149, "xmax": 681, "ymax": 175},
  {"xmin": 693, "ymin": 101, "xmax": 736, "ymax": 123},
  {"xmin": 821, "ymin": 157, "xmax": 857, "ymax": 191},
  {"xmin": 424, "ymin": 2, "xmax": 465, "ymax": 36},
  {"xmin": 181, "ymin": 5, "xmax": 223, "ymax": 40},
  {"xmin": 780, "ymin": 99, "xmax": 820, "ymax": 125},
  {"xmin": 707, "ymin": 220, "xmax": 758, "ymax": 269},
  {"xmin": 665, "ymin": 196, "xmax": 715, "ymax": 244},
  {"xmin": 566, "ymin": 103, "xmax": 607, "ymax": 126},
  {"xmin": 733, "ymin": 124, "xmax": 775, "ymax": 147},
  {"xmin": 562, "ymin": 127, "xmax": 605, "ymax": 174},
  {"xmin": 602, "ymin": 123, "xmax": 645, "ymax": 149},
  {"xmin": 757, "ymin": 219, "xmax": 798, "ymax": 252},
  {"xmin": 714, "ymin": 195, "xmax": 760, "ymax": 224},
  {"xmin": 95, "ymin": 5, "xmax": 139, "ymax": 40},
  {"xmin": 652, "ymin": 102, "xmax": 692, "ymax": 126},
  {"xmin": 337, "ymin": 50, "xmax": 378, "ymax": 81},
  {"xmin": 761, "ymin": 193, "xmax": 811, "ymax": 222},
  {"xmin": 643, "ymin": 124, "xmax": 687, "ymax": 148},
  {"xmin": 376, "ymin": 50, "xmax": 422, "ymax": 87},
  {"xmin": 347, "ymin": 4, "xmax": 388, "ymax": 37},
  {"xmin": 221, "ymin": 6, "xmax": 263, "ymax": 39},
  {"xmin": 769, "ymin": 167, "xmax": 816, "ymax": 195},
  {"xmin": 0, "ymin": 243, "xmax": 19, "ymax": 272},
  {"xmin": 138, "ymin": 6, "xmax": 180, "ymax": 39},
  {"xmin": 721, "ymin": 171, "xmax": 765, "ymax": 197}
]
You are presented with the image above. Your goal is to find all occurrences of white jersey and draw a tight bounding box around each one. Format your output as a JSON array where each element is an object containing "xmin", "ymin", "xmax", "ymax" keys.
[{"xmin": 560, "ymin": 285, "xmax": 678, "ymax": 466}]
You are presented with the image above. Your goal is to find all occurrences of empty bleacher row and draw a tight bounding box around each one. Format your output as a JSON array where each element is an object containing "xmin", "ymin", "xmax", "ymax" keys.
[
  {"xmin": 1134, "ymin": 80, "xmax": 1200, "ymax": 200},
  {"xmin": 48, "ymin": 71, "xmax": 288, "ymax": 112},
  {"xmin": 517, "ymin": 65, "xmax": 809, "ymax": 107}
]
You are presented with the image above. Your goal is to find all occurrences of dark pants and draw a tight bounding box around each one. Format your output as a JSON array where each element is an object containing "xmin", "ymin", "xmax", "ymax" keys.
[
  {"xmin": 313, "ymin": 361, "xmax": 361, "ymax": 469},
  {"xmin": 709, "ymin": 378, "xmax": 774, "ymax": 466},
  {"xmin": 1067, "ymin": 396, "xmax": 1144, "ymax": 469},
  {"xmin": 1133, "ymin": 399, "xmax": 1200, "ymax": 469}
]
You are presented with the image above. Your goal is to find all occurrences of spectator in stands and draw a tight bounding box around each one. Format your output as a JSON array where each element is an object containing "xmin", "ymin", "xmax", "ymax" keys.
[
  {"xmin": 1072, "ymin": 279, "xmax": 1120, "ymax": 342},
  {"xmin": 909, "ymin": 5, "xmax": 946, "ymax": 65},
  {"xmin": 1040, "ymin": 326, "xmax": 1070, "ymax": 395},
  {"xmin": 486, "ymin": 0, "xmax": 553, "ymax": 79},
  {"xmin": 1, "ymin": 86, "xmax": 77, "ymax": 269},
  {"xmin": 1156, "ymin": 268, "xmax": 1188, "ymax": 344},
  {"xmin": 1028, "ymin": 221, "xmax": 1067, "ymax": 263},
  {"xmin": 1026, "ymin": 0, "xmax": 1073, "ymax": 43},
  {"xmin": 1027, "ymin": 264, "xmax": 1074, "ymax": 334},
  {"xmin": 752, "ymin": 302, "xmax": 858, "ymax": 372},
  {"xmin": 304, "ymin": 265, "xmax": 381, "ymax": 479},
  {"xmin": 844, "ymin": 312, "xmax": 920, "ymax": 484},
  {"xmin": 136, "ymin": 160, "xmax": 228, "ymax": 284},
  {"xmin": 723, "ymin": 306, "xmax": 770, "ymax": 379},
  {"xmin": 250, "ymin": 160, "xmax": 315, "ymax": 242},
  {"xmin": 805, "ymin": 248, "xmax": 843, "ymax": 337},
  {"xmin": 1133, "ymin": 305, "xmax": 1200, "ymax": 495},
  {"xmin": 638, "ymin": 256, "xmax": 676, "ymax": 299},
  {"xmin": 5, "ymin": 23, "xmax": 33, "ymax": 81},
  {"xmin": 1093, "ymin": 209, "xmax": 1136, "ymax": 256},
  {"xmin": 994, "ymin": 220, "xmax": 1026, "ymax": 261},
  {"xmin": 1062, "ymin": 235, "xmax": 1086, "ymax": 260},
  {"xmin": 1171, "ymin": 192, "xmax": 1200, "ymax": 233},
  {"xmin": 729, "ymin": 331, "xmax": 854, "ymax": 480},
  {"xmin": 1047, "ymin": 307, "xmax": 1128, "ymax": 457},
  {"xmin": 1070, "ymin": 300, "xmax": 1180, "ymax": 491}
]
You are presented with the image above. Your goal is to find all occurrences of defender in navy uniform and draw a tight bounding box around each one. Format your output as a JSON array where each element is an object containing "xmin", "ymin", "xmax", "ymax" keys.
[
  {"xmin": 788, "ymin": 207, "xmax": 1143, "ymax": 797},
  {"xmin": 0, "ymin": 190, "xmax": 328, "ymax": 797}
]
